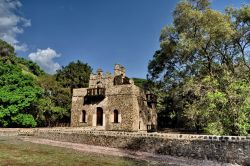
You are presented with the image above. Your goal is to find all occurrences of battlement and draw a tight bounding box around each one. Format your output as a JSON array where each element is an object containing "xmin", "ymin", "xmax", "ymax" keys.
[{"xmin": 89, "ymin": 64, "xmax": 131, "ymax": 88}]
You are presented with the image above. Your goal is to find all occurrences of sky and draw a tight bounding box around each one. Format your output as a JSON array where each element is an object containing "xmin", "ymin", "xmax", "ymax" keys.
[{"xmin": 0, "ymin": 0, "xmax": 249, "ymax": 78}]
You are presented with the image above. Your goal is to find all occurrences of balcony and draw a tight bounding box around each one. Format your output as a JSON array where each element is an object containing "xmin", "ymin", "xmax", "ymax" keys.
[
  {"xmin": 86, "ymin": 88, "xmax": 105, "ymax": 97},
  {"xmin": 84, "ymin": 88, "xmax": 105, "ymax": 104}
]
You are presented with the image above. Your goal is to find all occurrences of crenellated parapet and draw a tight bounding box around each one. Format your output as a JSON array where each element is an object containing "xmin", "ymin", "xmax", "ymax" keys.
[{"xmin": 89, "ymin": 64, "xmax": 133, "ymax": 89}]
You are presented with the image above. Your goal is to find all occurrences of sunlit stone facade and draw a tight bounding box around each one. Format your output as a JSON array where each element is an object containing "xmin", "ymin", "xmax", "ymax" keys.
[{"xmin": 71, "ymin": 64, "xmax": 157, "ymax": 132}]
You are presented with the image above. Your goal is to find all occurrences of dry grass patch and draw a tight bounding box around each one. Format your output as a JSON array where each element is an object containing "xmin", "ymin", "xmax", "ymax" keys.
[{"xmin": 0, "ymin": 136, "xmax": 161, "ymax": 166}]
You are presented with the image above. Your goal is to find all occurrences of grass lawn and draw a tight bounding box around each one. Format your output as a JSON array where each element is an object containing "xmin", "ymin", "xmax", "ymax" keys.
[{"xmin": 0, "ymin": 136, "xmax": 158, "ymax": 166}]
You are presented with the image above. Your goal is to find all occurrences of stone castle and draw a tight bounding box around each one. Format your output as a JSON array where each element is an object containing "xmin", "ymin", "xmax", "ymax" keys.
[{"xmin": 71, "ymin": 64, "xmax": 157, "ymax": 132}]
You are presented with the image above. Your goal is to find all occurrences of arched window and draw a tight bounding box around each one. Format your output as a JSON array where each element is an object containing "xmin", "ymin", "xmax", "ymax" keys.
[
  {"xmin": 82, "ymin": 110, "xmax": 86, "ymax": 123},
  {"xmin": 114, "ymin": 110, "xmax": 119, "ymax": 123}
]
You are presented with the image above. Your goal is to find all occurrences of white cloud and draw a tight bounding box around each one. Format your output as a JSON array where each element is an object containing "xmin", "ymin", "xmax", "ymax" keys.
[
  {"xmin": 28, "ymin": 48, "xmax": 61, "ymax": 74},
  {"xmin": 0, "ymin": 0, "xmax": 31, "ymax": 51}
]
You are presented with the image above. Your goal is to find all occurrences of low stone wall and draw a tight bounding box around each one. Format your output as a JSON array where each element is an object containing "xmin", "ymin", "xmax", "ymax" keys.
[
  {"xmin": 0, "ymin": 128, "xmax": 35, "ymax": 136},
  {"xmin": 0, "ymin": 128, "xmax": 249, "ymax": 165}
]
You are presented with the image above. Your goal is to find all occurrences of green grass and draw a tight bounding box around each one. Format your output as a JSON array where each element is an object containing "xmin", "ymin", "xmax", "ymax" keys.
[{"xmin": 0, "ymin": 136, "xmax": 158, "ymax": 166}]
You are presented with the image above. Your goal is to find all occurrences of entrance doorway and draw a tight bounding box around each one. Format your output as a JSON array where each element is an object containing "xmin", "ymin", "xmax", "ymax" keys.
[{"xmin": 96, "ymin": 107, "xmax": 103, "ymax": 126}]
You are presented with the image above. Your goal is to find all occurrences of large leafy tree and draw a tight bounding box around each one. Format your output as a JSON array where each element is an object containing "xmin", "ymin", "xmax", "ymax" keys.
[
  {"xmin": 148, "ymin": 0, "xmax": 250, "ymax": 135},
  {"xmin": 55, "ymin": 60, "xmax": 92, "ymax": 92},
  {"xmin": 0, "ymin": 40, "xmax": 41, "ymax": 127}
]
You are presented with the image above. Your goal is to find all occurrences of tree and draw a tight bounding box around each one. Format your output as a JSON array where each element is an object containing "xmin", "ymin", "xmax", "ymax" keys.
[
  {"xmin": 55, "ymin": 60, "xmax": 92, "ymax": 92},
  {"xmin": 35, "ymin": 75, "xmax": 70, "ymax": 126},
  {"xmin": 148, "ymin": 0, "xmax": 250, "ymax": 135},
  {"xmin": 0, "ymin": 62, "xmax": 41, "ymax": 127},
  {"xmin": 0, "ymin": 39, "xmax": 42, "ymax": 127},
  {"xmin": 35, "ymin": 97, "xmax": 69, "ymax": 127}
]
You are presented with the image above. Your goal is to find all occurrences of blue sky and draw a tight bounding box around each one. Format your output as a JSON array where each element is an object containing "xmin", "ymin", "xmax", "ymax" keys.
[{"xmin": 1, "ymin": 0, "xmax": 249, "ymax": 78}]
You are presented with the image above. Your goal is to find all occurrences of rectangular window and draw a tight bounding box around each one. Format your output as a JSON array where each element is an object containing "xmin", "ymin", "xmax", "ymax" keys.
[
  {"xmin": 114, "ymin": 110, "xmax": 119, "ymax": 123},
  {"xmin": 82, "ymin": 110, "xmax": 86, "ymax": 123}
]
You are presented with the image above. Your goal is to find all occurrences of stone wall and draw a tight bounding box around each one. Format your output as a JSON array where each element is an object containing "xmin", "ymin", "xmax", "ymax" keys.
[{"xmin": 0, "ymin": 128, "xmax": 249, "ymax": 165}]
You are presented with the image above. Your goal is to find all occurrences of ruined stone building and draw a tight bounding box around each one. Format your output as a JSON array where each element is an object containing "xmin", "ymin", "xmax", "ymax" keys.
[{"xmin": 71, "ymin": 64, "xmax": 157, "ymax": 132}]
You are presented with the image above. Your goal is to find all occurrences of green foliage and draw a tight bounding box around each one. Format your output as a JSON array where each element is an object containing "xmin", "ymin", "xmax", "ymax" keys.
[
  {"xmin": 12, "ymin": 114, "xmax": 37, "ymax": 127},
  {"xmin": 132, "ymin": 78, "xmax": 148, "ymax": 89},
  {"xmin": 182, "ymin": 74, "xmax": 250, "ymax": 135},
  {"xmin": 0, "ymin": 39, "xmax": 95, "ymax": 127},
  {"xmin": 0, "ymin": 39, "xmax": 45, "ymax": 127},
  {"xmin": 15, "ymin": 57, "xmax": 45, "ymax": 77},
  {"xmin": 56, "ymin": 60, "xmax": 92, "ymax": 91},
  {"xmin": 0, "ymin": 62, "xmax": 41, "ymax": 127},
  {"xmin": 0, "ymin": 40, "xmax": 15, "ymax": 62},
  {"xmin": 0, "ymin": 39, "xmax": 44, "ymax": 78},
  {"xmin": 148, "ymin": 0, "xmax": 250, "ymax": 135},
  {"xmin": 35, "ymin": 97, "xmax": 69, "ymax": 127},
  {"xmin": 36, "ymin": 75, "xmax": 71, "ymax": 126},
  {"xmin": 0, "ymin": 39, "xmax": 75, "ymax": 127}
]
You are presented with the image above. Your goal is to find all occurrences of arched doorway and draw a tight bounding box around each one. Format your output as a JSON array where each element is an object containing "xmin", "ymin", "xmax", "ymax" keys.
[{"xmin": 96, "ymin": 107, "xmax": 103, "ymax": 126}]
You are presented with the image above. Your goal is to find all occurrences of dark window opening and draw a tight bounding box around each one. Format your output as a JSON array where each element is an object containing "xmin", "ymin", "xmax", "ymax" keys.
[
  {"xmin": 97, "ymin": 107, "xmax": 103, "ymax": 126},
  {"xmin": 147, "ymin": 102, "xmax": 153, "ymax": 108},
  {"xmin": 114, "ymin": 110, "xmax": 119, "ymax": 123},
  {"xmin": 82, "ymin": 110, "xmax": 86, "ymax": 123}
]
